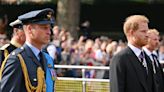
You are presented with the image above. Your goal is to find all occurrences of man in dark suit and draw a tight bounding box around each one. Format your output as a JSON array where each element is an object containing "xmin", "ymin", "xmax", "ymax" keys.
[
  {"xmin": 143, "ymin": 29, "xmax": 164, "ymax": 92},
  {"xmin": 0, "ymin": 19, "xmax": 25, "ymax": 67},
  {"xmin": 0, "ymin": 8, "xmax": 56, "ymax": 92},
  {"xmin": 110, "ymin": 15, "xmax": 155, "ymax": 92}
]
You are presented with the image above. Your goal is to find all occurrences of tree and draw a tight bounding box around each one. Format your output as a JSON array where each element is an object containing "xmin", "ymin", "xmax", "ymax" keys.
[{"xmin": 56, "ymin": 0, "xmax": 80, "ymax": 40}]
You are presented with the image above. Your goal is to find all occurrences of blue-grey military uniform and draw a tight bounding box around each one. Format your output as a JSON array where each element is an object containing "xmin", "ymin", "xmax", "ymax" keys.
[{"xmin": 0, "ymin": 8, "xmax": 56, "ymax": 92}]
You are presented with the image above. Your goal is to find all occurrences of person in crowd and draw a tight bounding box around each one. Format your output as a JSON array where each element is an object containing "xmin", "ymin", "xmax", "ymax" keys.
[
  {"xmin": 0, "ymin": 14, "xmax": 8, "ymax": 34},
  {"xmin": 0, "ymin": 33, "xmax": 8, "ymax": 47},
  {"xmin": 158, "ymin": 40, "xmax": 164, "ymax": 63},
  {"xmin": 0, "ymin": 19, "xmax": 25, "ymax": 67},
  {"xmin": 110, "ymin": 15, "xmax": 155, "ymax": 92},
  {"xmin": 143, "ymin": 28, "xmax": 164, "ymax": 92},
  {"xmin": 0, "ymin": 8, "xmax": 56, "ymax": 92},
  {"xmin": 42, "ymin": 25, "xmax": 62, "ymax": 64},
  {"xmin": 79, "ymin": 20, "xmax": 92, "ymax": 39},
  {"xmin": 95, "ymin": 41, "xmax": 108, "ymax": 78}
]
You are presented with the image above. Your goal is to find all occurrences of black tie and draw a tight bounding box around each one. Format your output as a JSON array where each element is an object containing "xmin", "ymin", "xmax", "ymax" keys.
[
  {"xmin": 139, "ymin": 51, "xmax": 144, "ymax": 62},
  {"xmin": 139, "ymin": 51, "xmax": 147, "ymax": 75},
  {"xmin": 152, "ymin": 54, "xmax": 158, "ymax": 66},
  {"xmin": 39, "ymin": 52, "xmax": 44, "ymax": 70},
  {"xmin": 151, "ymin": 54, "xmax": 158, "ymax": 74}
]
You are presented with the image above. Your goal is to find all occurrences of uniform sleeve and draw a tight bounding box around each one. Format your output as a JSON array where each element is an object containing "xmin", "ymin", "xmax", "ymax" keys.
[{"xmin": 0, "ymin": 54, "xmax": 24, "ymax": 92}]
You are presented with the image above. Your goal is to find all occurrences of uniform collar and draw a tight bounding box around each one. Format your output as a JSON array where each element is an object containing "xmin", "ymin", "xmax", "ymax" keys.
[{"xmin": 25, "ymin": 42, "xmax": 40, "ymax": 60}]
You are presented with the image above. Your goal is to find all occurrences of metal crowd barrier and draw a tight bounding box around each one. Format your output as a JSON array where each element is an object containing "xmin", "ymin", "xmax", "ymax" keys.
[{"xmin": 54, "ymin": 65, "xmax": 110, "ymax": 92}]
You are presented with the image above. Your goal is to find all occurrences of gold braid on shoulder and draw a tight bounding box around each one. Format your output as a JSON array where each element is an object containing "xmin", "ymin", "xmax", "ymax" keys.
[
  {"xmin": 0, "ymin": 54, "xmax": 10, "ymax": 80},
  {"xmin": 4, "ymin": 49, "xmax": 9, "ymax": 58},
  {"xmin": 0, "ymin": 49, "xmax": 9, "ymax": 79},
  {"xmin": 0, "ymin": 54, "xmax": 46, "ymax": 92},
  {"xmin": 17, "ymin": 54, "xmax": 46, "ymax": 92}
]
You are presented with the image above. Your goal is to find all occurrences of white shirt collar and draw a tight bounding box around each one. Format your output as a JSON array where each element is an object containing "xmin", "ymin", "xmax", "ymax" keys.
[
  {"xmin": 128, "ymin": 43, "xmax": 142, "ymax": 57},
  {"xmin": 26, "ymin": 42, "xmax": 40, "ymax": 60},
  {"xmin": 152, "ymin": 50, "xmax": 158, "ymax": 56},
  {"xmin": 143, "ymin": 47, "xmax": 159, "ymax": 62},
  {"xmin": 143, "ymin": 47, "xmax": 152, "ymax": 57}
]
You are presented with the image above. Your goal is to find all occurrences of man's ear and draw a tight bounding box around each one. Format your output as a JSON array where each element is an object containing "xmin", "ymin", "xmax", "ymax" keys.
[
  {"xmin": 25, "ymin": 24, "xmax": 33, "ymax": 37},
  {"xmin": 13, "ymin": 28, "xmax": 18, "ymax": 34},
  {"xmin": 129, "ymin": 29, "xmax": 135, "ymax": 36}
]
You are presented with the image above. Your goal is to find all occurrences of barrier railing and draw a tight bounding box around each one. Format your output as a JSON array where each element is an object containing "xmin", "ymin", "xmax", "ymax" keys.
[{"xmin": 54, "ymin": 65, "xmax": 110, "ymax": 92}]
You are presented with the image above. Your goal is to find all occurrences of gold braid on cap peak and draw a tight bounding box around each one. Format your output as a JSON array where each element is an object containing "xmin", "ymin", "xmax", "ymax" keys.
[{"xmin": 47, "ymin": 12, "xmax": 52, "ymax": 20}]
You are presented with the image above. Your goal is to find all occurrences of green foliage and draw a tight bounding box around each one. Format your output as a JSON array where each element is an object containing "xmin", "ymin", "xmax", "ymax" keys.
[
  {"xmin": 50, "ymin": 0, "xmax": 58, "ymax": 4},
  {"xmin": 129, "ymin": 0, "xmax": 147, "ymax": 3},
  {"xmin": 81, "ymin": 0, "xmax": 95, "ymax": 5}
]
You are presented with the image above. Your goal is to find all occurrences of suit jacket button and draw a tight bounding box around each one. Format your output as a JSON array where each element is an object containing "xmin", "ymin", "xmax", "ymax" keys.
[{"xmin": 33, "ymin": 78, "xmax": 37, "ymax": 81}]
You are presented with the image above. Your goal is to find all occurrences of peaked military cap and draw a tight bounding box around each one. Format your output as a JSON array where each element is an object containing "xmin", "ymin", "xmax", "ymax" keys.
[
  {"xmin": 18, "ymin": 8, "xmax": 55, "ymax": 25},
  {"xmin": 9, "ymin": 19, "xmax": 23, "ymax": 29}
]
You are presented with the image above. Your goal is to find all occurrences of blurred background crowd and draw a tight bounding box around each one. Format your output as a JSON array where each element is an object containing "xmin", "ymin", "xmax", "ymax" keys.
[{"xmin": 0, "ymin": 0, "xmax": 164, "ymax": 79}]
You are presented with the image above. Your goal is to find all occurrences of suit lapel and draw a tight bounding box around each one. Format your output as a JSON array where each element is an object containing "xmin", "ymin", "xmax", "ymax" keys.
[
  {"xmin": 144, "ymin": 53, "xmax": 154, "ymax": 74},
  {"xmin": 155, "ymin": 57, "xmax": 164, "ymax": 76},
  {"xmin": 126, "ymin": 47, "xmax": 149, "ymax": 92}
]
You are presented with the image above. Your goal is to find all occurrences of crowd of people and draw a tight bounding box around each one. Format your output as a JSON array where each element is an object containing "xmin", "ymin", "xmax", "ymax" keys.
[
  {"xmin": 41, "ymin": 25, "xmax": 126, "ymax": 78},
  {"xmin": 0, "ymin": 8, "xmax": 164, "ymax": 92},
  {"xmin": 0, "ymin": 14, "xmax": 164, "ymax": 80},
  {"xmin": 42, "ymin": 24, "xmax": 164, "ymax": 79}
]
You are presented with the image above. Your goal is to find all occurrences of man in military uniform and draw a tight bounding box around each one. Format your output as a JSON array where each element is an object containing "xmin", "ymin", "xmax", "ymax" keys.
[
  {"xmin": 0, "ymin": 19, "xmax": 25, "ymax": 67},
  {"xmin": 0, "ymin": 8, "xmax": 56, "ymax": 92}
]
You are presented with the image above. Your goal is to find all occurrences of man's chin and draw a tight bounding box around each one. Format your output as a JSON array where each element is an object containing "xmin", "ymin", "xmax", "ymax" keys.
[
  {"xmin": 44, "ymin": 40, "xmax": 50, "ymax": 44},
  {"xmin": 142, "ymin": 43, "xmax": 147, "ymax": 46}
]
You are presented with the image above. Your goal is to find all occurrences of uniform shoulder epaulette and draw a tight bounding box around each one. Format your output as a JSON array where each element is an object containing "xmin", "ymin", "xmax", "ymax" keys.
[
  {"xmin": 0, "ymin": 44, "xmax": 10, "ymax": 50},
  {"xmin": 11, "ymin": 47, "xmax": 24, "ymax": 56}
]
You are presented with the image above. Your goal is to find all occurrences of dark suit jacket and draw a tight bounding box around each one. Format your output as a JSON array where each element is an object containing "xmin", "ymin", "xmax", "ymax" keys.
[
  {"xmin": 0, "ymin": 44, "xmax": 47, "ymax": 92},
  {"xmin": 154, "ymin": 59, "xmax": 164, "ymax": 92},
  {"xmin": 145, "ymin": 53, "xmax": 164, "ymax": 92},
  {"xmin": 110, "ymin": 47, "xmax": 154, "ymax": 92}
]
